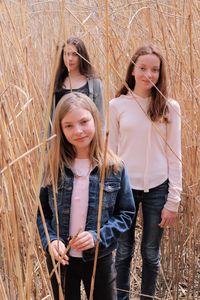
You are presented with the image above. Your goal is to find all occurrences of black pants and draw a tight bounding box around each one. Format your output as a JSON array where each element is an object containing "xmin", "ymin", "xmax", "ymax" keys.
[{"xmin": 47, "ymin": 253, "xmax": 117, "ymax": 300}]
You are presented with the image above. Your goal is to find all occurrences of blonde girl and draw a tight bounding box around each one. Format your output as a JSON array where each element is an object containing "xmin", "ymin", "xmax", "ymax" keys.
[{"xmin": 37, "ymin": 92, "xmax": 135, "ymax": 300}]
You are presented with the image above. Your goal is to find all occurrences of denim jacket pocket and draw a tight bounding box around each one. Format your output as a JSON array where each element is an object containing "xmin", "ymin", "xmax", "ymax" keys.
[
  {"xmin": 103, "ymin": 182, "xmax": 121, "ymax": 204},
  {"xmin": 48, "ymin": 181, "xmax": 73, "ymax": 209},
  {"xmin": 102, "ymin": 182, "xmax": 121, "ymax": 223}
]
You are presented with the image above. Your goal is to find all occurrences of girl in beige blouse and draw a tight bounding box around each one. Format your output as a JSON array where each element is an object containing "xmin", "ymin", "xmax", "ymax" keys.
[{"xmin": 109, "ymin": 44, "xmax": 182, "ymax": 300}]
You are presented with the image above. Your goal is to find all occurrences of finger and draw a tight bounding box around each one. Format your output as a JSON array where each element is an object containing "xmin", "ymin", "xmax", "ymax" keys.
[
  {"xmin": 75, "ymin": 240, "xmax": 93, "ymax": 251},
  {"xmin": 80, "ymin": 237, "xmax": 94, "ymax": 249},
  {"xmin": 58, "ymin": 246, "xmax": 67, "ymax": 258},
  {"xmin": 51, "ymin": 248, "xmax": 60, "ymax": 261},
  {"xmin": 52, "ymin": 243, "xmax": 68, "ymax": 262},
  {"xmin": 160, "ymin": 218, "xmax": 174, "ymax": 228},
  {"xmin": 53, "ymin": 241, "xmax": 66, "ymax": 254},
  {"xmin": 71, "ymin": 234, "xmax": 88, "ymax": 247},
  {"xmin": 57, "ymin": 247, "xmax": 69, "ymax": 263},
  {"xmin": 159, "ymin": 218, "xmax": 167, "ymax": 228},
  {"xmin": 71, "ymin": 238, "xmax": 87, "ymax": 249},
  {"xmin": 60, "ymin": 256, "xmax": 69, "ymax": 266},
  {"xmin": 72, "ymin": 235, "xmax": 94, "ymax": 250},
  {"xmin": 56, "ymin": 252, "xmax": 69, "ymax": 265}
]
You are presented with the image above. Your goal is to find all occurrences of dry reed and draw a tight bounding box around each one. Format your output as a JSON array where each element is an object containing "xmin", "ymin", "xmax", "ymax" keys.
[{"xmin": 0, "ymin": 1, "xmax": 199, "ymax": 299}]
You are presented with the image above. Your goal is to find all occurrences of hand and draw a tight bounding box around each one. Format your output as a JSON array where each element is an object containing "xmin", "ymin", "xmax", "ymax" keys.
[
  {"xmin": 49, "ymin": 240, "xmax": 69, "ymax": 266},
  {"xmin": 159, "ymin": 208, "xmax": 177, "ymax": 228},
  {"xmin": 70, "ymin": 231, "xmax": 95, "ymax": 251}
]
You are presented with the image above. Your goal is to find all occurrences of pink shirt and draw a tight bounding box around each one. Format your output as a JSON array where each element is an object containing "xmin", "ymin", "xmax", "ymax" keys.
[
  {"xmin": 109, "ymin": 93, "xmax": 182, "ymax": 212},
  {"xmin": 69, "ymin": 158, "xmax": 90, "ymax": 257}
]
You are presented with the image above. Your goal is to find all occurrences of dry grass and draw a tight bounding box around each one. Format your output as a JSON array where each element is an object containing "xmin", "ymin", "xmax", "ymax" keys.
[{"xmin": 0, "ymin": 1, "xmax": 200, "ymax": 299}]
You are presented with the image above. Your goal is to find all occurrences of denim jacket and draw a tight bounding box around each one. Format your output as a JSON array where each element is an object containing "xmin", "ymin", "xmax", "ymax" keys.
[{"xmin": 37, "ymin": 164, "xmax": 135, "ymax": 262}]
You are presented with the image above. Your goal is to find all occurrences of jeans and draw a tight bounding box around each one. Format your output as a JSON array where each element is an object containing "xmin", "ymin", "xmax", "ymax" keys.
[
  {"xmin": 115, "ymin": 180, "xmax": 168, "ymax": 300},
  {"xmin": 47, "ymin": 253, "xmax": 117, "ymax": 300}
]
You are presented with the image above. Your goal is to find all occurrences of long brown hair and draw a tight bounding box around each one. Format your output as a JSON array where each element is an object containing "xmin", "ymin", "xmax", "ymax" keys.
[
  {"xmin": 54, "ymin": 36, "xmax": 96, "ymax": 92},
  {"xmin": 116, "ymin": 45, "xmax": 168, "ymax": 122},
  {"xmin": 43, "ymin": 92, "xmax": 121, "ymax": 188}
]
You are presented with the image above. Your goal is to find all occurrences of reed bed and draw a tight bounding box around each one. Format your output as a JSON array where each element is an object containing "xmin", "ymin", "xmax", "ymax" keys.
[{"xmin": 0, "ymin": 1, "xmax": 199, "ymax": 299}]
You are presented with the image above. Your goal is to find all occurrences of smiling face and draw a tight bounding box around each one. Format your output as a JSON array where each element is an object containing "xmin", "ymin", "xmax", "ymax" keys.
[
  {"xmin": 63, "ymin": 44, "xmax": 80, "ymax": 72},
  {"xmin": 132, "ymin": 54, "xmax": 161, "ymax": 97},
  {"xmin": 61, "ymin": 107, "xmax": 95, "ymax": 158}
]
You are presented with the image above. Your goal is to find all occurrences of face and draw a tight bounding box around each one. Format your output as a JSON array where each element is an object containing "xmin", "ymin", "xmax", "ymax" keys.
[
  {"xmin": 63, "ymin": 44, "xmax": 80, "ymax": 72},
  {"xmin": 61, "ymin": 107, "xmax": 95, "ymax": 158},
  {"xmin": 132, "ymin": 54, "xmax": 160, "ymax": 95}
]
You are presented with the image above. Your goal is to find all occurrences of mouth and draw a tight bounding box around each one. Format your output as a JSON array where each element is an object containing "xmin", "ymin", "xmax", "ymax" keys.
[{"xmin": 75, "ymin": 136, "xmax": 87, "ymax": 142}]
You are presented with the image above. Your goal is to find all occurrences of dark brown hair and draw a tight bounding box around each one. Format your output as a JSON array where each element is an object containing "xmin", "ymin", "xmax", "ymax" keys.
[
  {"xmin": 116, "ymin": 45, "xmax": 168, "ymax": 122},
  {"xmin": 54, "ymin": 36, "xmax": 96, "ymax": 92}
]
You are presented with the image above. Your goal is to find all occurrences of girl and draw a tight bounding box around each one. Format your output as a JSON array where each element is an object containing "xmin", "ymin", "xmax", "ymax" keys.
[
  {"xmin": 37, "ymin": 92, "xmax": 135, "ymax": 300},
  {"xmin": 109, "ymin": 45, "xmax": 182, "ymax": 300},
  {"xmin": 53, "ymin": 36, "xmax": 104, "ymax": 123}
]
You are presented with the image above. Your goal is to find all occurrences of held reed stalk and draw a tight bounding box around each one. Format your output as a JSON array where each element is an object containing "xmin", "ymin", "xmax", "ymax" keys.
[{"xmin": 89, "ymin": 0, "xmax": 110, "ymax": 299}]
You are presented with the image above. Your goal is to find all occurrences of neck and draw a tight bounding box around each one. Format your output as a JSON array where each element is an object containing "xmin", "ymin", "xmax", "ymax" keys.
[
  {"xmin": 76, "ymin": 154, "xmax": 89, "ymax": 159},
  {"xmin": 68, "ymin": 69, "xmax": 82, "ymax": 77},
  {"xmin": 133, "ymin": 88, "xmax": 151, "ymax": 98},
  {"xmin": 75, "ymin": 149, "xmax": 90, "ymax": 159}
]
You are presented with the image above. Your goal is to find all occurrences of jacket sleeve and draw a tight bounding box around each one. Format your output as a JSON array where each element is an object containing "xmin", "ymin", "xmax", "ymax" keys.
[
  {"xmin": 109, "ymin": 99, "xmax": 119, "ymax": 154},
  {"xmin": 89, "ymin": 78, "xmax": 105, "ymax": 126},
  {"xmin": 37, "ymin": 187, "xmax": 62, "ymax": 251},
  {"xmin": 165, "ymin": 100, "xmax": 182, "ymax": 212},
  {"xmin": 88, "ymin": 166, "xmax": 135, "ymax": 251},
  {"xmin": 47, "ymin": 95, "xmax": 55, "ymax": 138}
]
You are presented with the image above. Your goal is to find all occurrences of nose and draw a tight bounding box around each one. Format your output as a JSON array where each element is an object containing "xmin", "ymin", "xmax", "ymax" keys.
[
  {"xmin": 146, "ymin": 70, "xmax": 152, "ymax": 78},
  {"xmin": 68, "ymin": 54, "xmax": 73, "ymax": 61},
  {"xmin": 74, "ymin": 125, "xmax": 83, "ymax": 135}
]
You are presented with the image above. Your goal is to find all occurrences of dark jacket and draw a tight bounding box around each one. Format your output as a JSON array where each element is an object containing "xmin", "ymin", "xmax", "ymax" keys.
[
  {"xmin": 53, "ymin": 78, "xmax": 104, "ymax": 125},
  {"xmin": 37, "ymin": 165, "xmax": 135, "ymax": 261}
]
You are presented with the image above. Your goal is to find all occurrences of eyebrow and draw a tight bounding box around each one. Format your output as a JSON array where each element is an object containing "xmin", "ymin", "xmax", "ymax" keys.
[
  {"xmin": 137, "ymin": 62, "xmax": 160, "ymax": 67},
  {"xmin": 62, "ymin": 116, "xmax": 90, "ymax": 125},
  {"xmin": 137, "ymin": 63, "xmax": 159, "ymax": 67},
  {"xmin": 62, "ymin": 121, "xmax": 72, "ymax": 125}
]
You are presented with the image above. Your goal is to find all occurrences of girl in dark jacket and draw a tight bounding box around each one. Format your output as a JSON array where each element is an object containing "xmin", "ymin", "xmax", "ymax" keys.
[
  {"xmin": 37, "ymin": 92, "xmax": 135, "ymax": 300},
  {"xmin": 53, "ymin": 36, "xmax": 104, "ymax": 124}
]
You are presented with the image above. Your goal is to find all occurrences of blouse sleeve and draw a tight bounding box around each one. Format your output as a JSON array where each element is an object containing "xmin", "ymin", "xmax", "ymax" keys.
[
  {"xmin": 109, "ymin": 100, "xmax": 119, "ymax": 154},
  {"xmin": 164, "ymin": 99, "xmax": 182, "ymax": 212}
]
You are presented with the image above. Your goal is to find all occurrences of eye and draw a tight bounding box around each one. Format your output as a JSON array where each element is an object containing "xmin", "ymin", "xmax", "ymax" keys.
[
  {"xmin": 81, "ymin": 119, "xmax": 89, "ymax": 125},
  {"xmin": 140, "ymin": 67, "xmax": 145, "ymax": 71},
  {"xmin": 63, "ymin": 124, "xmax": 72, "ymax": 129},
  {"xmin": 152, "ymin": 68, "xmax": 159, "ymax": 73},
  {"xmin": 72, "ymin": 52, "xmax": 78, "ymax": 57}
]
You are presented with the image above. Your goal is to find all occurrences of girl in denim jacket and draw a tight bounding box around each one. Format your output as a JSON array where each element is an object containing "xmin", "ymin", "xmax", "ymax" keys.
[{"xmin": 37, "ymin": 92, "xmax": 135, "ymax": 300}]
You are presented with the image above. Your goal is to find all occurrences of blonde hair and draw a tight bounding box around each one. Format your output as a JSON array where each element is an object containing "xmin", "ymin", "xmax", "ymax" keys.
[{"xmin": 43, "ymin": 92, "xmax": 122, "ymax": 188}]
